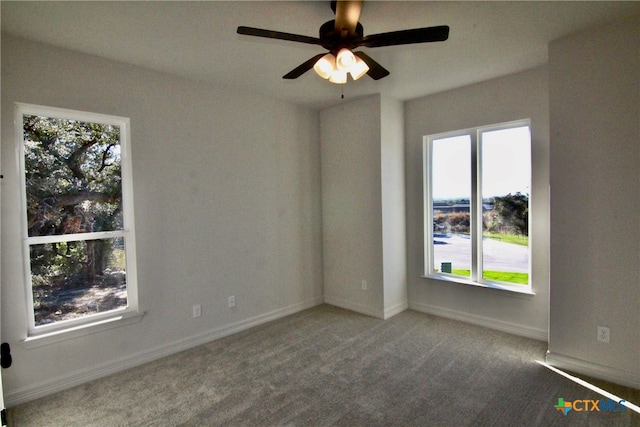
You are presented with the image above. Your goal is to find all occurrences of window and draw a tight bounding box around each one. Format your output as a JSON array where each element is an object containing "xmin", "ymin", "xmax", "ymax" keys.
[
  {"xmin": 17, "ymin": 104, "xmax": 139, "ymax": 338},
  {"xmin": 424, "ymin": 120, "xmax": 532, "ymax": 293}
]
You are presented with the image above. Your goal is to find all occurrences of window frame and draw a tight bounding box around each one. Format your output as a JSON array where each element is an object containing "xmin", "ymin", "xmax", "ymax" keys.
[
  {"xmin": 423, "ymin": 119, "xmax": 533, "ymax": 294},
  {"xmin": 16, "ymin": 103, "xmax": 141, "ymax": 339}
]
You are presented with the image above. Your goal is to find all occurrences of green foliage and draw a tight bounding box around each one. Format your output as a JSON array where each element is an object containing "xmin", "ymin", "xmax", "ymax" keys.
[
  {"xmin": 109, "ymin": 247, "xmax": 127, "ymax": 271},
  {"xmin": 448, "ymin": 269, "xmax": 529, "ymax": 285},
  {"xmin": 482, "ymin": 232, "xmax": 528, "ymax": 247},
  {"xmin": 434, "ymin": 211, "xmax": 470, "ymax": 234},
  {"xmin": 434, "ymin": 193, "xmax": 528, "ymax": 238},
  {"xmin": 483, "ymin": 192, "xmax": 528, "ymax": 237},
  {"xmin": 23, "ymin": 114, "xmax": 123, "ymax": 289},
  {"xmin": 23, "ymin": 114, "xmax": 123, "ymax": 237},
  {"xmin": 450, "ymin": 269, "xmax": 471, "ymax": 277},
  {"xmin": 483, "ymin": 271, "xmax": 528, "ymax": 284}
]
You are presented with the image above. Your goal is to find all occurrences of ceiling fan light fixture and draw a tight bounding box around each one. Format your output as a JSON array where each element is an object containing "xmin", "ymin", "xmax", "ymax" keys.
[
  {"xmin": 335, "ymin": 48, "xmax": 356, "ymax": 71},
  {"xmin": 329, "ymin": 69, "xmax": 347, "ymax": 84},
  {"xmin": 349, "ymin": 56, "xmax": 369, "ymax": 80},
  {"xmin": 313, "ymin": 53, "xmax": 336, "ymax": 79},
  {"xmin": 238, "ymin": 2, "xmax": 451, "ymax": 84}
]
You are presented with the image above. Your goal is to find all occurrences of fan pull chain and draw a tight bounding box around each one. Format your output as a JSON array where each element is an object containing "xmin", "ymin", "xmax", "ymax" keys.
[{"xmin": 341, "ymin": 85, "xmax": 344, "ymax": 99}]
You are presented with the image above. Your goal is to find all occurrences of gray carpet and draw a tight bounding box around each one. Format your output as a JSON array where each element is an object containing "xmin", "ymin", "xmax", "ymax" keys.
[{"xmin": 8, "ymin": 305, "xmax": 640, "ymax": 426}]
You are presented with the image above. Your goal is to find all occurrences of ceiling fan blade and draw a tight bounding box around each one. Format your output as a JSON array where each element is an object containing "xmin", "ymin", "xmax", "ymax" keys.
[
  {"xmin": 237, "ymin": 26, "xmax": 322, "ymax": 46},
  {"xmin": 359, "ymin": 25, "xmax": 449, "ymax": 48},
  {"xmin": 353, "ymin": 51, "xmax": 389, "ymax": 80},
  {"xmin": 333, "ymin": 0, "xmax": 363, "ymax": 37},
  {"xmin": 283, "ymin": 53, "xmax": 326, "ymax": 79}
]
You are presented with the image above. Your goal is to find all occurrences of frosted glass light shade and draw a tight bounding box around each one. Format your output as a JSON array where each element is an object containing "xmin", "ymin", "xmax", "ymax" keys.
[
  {"xmin": 350, "ymin": 57, "xmax": 370, "ymax": 80},
  {"xmin": 329, "ymin": 69, "xmax": 347, "ymax": 84},
  {"xmin": 335, "ymin": 48, "xmax": 356, "ymax": 71},
  {"xmin": 314, "ymin": 54, "xmax": 336, "ymax": 79}
]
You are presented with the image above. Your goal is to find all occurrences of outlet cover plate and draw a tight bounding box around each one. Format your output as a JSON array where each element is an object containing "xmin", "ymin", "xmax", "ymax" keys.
[
  {"xmin": 597, "ymin": 326, "xmax": 610, "ymax": 343},
  {"xmin": 192, "ymin": 304, "xmax": 202, "ymax": 318}
]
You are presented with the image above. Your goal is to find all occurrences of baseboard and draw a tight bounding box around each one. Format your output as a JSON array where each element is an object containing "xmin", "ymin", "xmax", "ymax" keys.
[
  {"xmin": 546, "ymin": 351, "xmax": 640, "ymax": 390},
  {"xmin": 323, "ymin": 297, "xmax": 407, "ymax": 320},
  {"xmin": 408, "ymin": 301, "xmax": 548, "ymax": 341},
  {"xmin": 323, "ymin": 295, "xmax": 384, "ymax": 319},
  {"xmin": 384, "ymin": 300, "xmax": 408, "ymax": 319},
  {"xmin": 5, "ymin": 296, "xmax": 324, "ymax": 407}
]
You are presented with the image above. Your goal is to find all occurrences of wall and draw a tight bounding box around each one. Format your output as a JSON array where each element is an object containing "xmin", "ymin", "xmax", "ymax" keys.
[
  {"xmin": 380, "ymin": 97, "xmax": 408, "ymax": 318},
  {"xmin": 1, "ymin": 35, "xmax": 324, "ymax": 405},
  {"xmin": 547, "ymin": 16, "xmax": 640, "ymax": 388},
  {"xmin": 320, "ymin": 95, "xmax": 407, "ymax": 319},
  {"xmin": 320, "ymin": 95, "xmax": 385, "ymax": 318},
  {"xmin": 404, "ymin": 66, "xmax": 550, "ymax": 341}
]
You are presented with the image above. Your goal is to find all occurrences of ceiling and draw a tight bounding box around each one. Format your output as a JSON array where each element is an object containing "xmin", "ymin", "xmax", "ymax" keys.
[{"xmin": 2, "ymin": 1, "xmax": 638, "ymax": 110}]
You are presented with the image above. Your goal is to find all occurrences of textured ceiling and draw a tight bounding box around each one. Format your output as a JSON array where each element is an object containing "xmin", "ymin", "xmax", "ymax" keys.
[{"xmin": 2, "ymin": 1, "xmax": 639, "ymax": 110}]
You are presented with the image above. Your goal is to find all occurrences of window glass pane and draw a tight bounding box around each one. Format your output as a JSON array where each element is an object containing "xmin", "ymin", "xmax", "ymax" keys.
[
  {"xmin": 480, "ymin": 126, "xmax": 531, "ymax": 285},
  {"xmin": 23, "ymin": 115, "xmax": 123, "ymax": 237},
  {"xmin": 30, "ymin": 237, "xmax": 128, "ymax": 326},
  {"xmin": 431, "ymin": 135, "xmax": 471, "ymax": 277}
]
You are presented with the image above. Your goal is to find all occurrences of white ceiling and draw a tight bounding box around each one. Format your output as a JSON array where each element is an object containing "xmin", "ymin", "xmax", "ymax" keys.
[{"xmin": 2, "ymin": 1, "xmax": 639, "ymax": 110}]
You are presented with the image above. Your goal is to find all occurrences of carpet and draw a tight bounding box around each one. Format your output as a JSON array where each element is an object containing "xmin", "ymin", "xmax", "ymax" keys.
[{"xmin": 8, "ymin": 305, "xmax": 640, "ymax": 426}]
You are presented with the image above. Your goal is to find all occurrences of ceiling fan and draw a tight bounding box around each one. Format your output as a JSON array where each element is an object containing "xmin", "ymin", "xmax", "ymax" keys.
[{"xmin": 237, "ymin": 0, "xmax": 449, "ymax": 84}]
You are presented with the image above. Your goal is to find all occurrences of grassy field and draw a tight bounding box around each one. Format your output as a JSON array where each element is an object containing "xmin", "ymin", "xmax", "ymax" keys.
[
  {"xmin": 483, "ymin": 232, "xmax": 528, "ymax": 246},
  {"xmin": 451, "ymin": 269, "xmax": 529, "ymax": 285}
]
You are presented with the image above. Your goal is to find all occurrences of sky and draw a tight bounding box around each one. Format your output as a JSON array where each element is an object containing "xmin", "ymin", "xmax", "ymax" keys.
[{"xmin": 431, "ymin": 126, "xmax": 531, "ymax": 200}]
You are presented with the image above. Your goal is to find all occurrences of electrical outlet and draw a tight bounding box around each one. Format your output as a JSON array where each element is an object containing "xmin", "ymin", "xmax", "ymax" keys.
[
  {"xmin": 597, "ymin": 326, "xmax": 610, "ymax": 343},
  {"xmin": 361, "ymin": 280, "xmax": 368, "ymax": 290},
  {"xmin": 192, "ymin": 304, "xmax": 202, "ymax": 318},
  {"xmin": 228, "ymin": 295, "xmax": 236, "ymax": 308}
]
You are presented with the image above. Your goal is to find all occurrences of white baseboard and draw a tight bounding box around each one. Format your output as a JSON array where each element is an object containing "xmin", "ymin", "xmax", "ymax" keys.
[
  {"xmin": 408, "ymin": 301, "xmax": 548, "ymax": 341},
  {"xmin": 323, "ymin": 295, "xmax": 384, "ymax": 319},
  {"xmin": 323, "ymin": 297, "xmax": 409, "ymax": 320},
  {"xmin": 546, "ymin": 351, "xmax": 640, "ymax": 390},
  {"xmin": 384, "ymin": 300, "xmax": 408, "ymax": 319},
  {"xmin": 5, "ymin": 296, "xmax": 324, "ymax": 407}
]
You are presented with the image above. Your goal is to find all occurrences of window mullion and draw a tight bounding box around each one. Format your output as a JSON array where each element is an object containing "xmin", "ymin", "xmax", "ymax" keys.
[
  {"xmin": 26, "ymin": 230, "xmax": 126, "ymax": 246},
  {"xmin": 470, "ymin": 132, "xmax": 480, "ymax": 283}
]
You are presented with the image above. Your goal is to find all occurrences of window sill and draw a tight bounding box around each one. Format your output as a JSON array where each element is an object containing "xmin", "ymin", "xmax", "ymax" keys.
[
  {"xmin": 22, "ymin": 311, "xmax": 145, "ymax": 349},
  {"xmin": 422, "ymin": 274, "xmax": 536, "ymax": 298}
]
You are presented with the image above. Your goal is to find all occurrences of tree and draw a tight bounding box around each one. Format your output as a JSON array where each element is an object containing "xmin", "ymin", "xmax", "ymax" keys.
[
  {"xmin": 23, "ymin": 115, "xmax": 123, "ymax": 286},
  {"xmin": 484, "ymin": 192, "xmax": 528, "ymax": 236}
]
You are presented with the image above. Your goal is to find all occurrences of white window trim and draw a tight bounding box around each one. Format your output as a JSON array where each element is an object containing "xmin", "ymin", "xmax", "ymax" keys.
[
  {"xmin": 21, "ymin": 311, "xmax": 145, "ymax": 349},
  {"xmin": 15, "ymin": 103, "xmax": 142, "ymax": 340},
  {"xmin": 423, "ymin": 119, "xmax": 534, "ymax": 295}
]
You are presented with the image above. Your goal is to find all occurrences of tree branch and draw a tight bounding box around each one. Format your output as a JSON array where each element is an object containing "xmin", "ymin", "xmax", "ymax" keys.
[
  {"xmin": 55, "ymin": 190, "xmax": 118, "ymax": 207},
  {"xmin": 66, "ymin": 137, "xmax": 98, "ymax": 180}
]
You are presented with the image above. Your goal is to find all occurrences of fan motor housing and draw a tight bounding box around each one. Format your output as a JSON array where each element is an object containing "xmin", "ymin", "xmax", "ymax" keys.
[{"xmin": 319, "ymin": 20, "xmax": 364, "ymax": 51}]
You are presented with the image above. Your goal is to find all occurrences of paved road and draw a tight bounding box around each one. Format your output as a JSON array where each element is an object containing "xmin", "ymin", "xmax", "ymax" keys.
[{"xmin": 433, "ymin": 234, "xmax": 529, "ymax": 273}]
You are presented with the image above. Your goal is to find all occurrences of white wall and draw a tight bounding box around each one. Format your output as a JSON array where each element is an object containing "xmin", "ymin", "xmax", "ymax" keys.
[
  {"xmin": 404, "ymin": 67, "xmax": 550, "ymax": 341},
  {"xmin": 320, "ymin": 95, "xmax": 385, "ymax": 318},
  {"xmin": 547, "ymin": 16, "xmax": 640, "ymax": 388},
  {"xmin": 1, "ymin": 35, "xmax": 323, "ymax": 405},
  {"xmin": 320, "ymin": 95, "xmax": 407, "ymax": 319},
  {"xmin": 380, "ymin": 97, "xmax": 408, "ymax": 318}
]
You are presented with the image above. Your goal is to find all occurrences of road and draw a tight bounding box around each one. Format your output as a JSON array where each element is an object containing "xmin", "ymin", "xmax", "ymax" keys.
[{"xmin": 433, "ymin": 234, "xmax": 529, "ymax": 273}]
